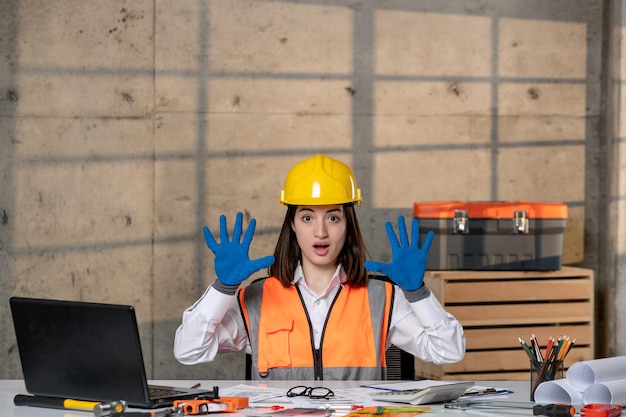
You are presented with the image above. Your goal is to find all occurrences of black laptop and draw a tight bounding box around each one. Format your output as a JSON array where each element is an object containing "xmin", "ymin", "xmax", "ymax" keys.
[{"xmin": 10, "ymin": 296, "xmax": 213, "ymax": 408}]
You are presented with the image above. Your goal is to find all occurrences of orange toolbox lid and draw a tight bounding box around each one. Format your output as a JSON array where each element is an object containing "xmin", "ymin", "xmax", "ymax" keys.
[{"xmin": 413, "ymin": 201, "xmax": 568, "ymax": 219}]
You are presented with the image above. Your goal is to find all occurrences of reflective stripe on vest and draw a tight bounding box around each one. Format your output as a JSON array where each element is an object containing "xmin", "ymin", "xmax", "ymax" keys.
[{"xmin": 238, "ymin": 276, "xmax": 394, "ymax": 380}]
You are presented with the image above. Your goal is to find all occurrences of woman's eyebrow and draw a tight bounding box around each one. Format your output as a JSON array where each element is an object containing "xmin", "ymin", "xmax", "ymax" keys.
[{"xmin": 296, "ymin": 207, "xmax": 342, "ymax": 214}]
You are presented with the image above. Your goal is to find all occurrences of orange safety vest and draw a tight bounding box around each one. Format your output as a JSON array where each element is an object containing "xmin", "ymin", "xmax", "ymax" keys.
[{"xmin": 238, "ymin": 276, "xmax": 394, "ymax": 380}]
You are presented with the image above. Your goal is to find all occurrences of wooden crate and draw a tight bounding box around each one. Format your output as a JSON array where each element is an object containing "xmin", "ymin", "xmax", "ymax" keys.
[{"xmin": 415, "ymin": 266, "xmax": 595, "ymax": 380}]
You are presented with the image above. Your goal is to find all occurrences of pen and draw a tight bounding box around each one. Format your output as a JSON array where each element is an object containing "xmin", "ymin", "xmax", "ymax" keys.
[
  {"xmin": 190, "ymin": 383, "xmax": 202, "ymax": 389},
  {"xmin": 14, "ymin": 394, "xmax": 101, "ymax": 411}
]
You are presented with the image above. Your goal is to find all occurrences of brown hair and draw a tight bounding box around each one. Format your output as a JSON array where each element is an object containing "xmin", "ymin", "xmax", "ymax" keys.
[{"xmin": 268, "ymin": 204, "xmax": 369, "ymax": 287}]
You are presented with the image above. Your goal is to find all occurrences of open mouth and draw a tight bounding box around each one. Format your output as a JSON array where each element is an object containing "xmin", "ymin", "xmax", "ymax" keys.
[{"xmin": 313, "ymin": 243, "xmax": 330, "ymax": 255}]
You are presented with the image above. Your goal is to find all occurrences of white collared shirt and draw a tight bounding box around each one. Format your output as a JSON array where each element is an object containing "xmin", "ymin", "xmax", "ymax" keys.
[
  {"xmin": 291, "ymin": 264, "xmax": 345, "ymax": 349},
  {"xmin": 174, "ymin": 265, "xmax": 466, "ymax": 366}
]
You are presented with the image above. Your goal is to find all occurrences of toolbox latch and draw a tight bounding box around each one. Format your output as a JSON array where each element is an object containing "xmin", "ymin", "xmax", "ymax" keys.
[
  {"xmin": 453, "ymin": 210, "xmax": 469, "ymax": 234},
  {"xmin": 513, "ymin": 210, "xmax": 529, "ymax": 234}
]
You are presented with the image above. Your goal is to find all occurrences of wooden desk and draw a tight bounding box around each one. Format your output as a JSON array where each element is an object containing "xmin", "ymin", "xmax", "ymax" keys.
[{"xmin": 1, "ymin": 379, "xmax": 530, "ymax": 417}]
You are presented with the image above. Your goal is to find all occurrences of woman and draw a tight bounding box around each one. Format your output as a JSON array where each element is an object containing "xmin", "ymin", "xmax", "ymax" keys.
[{"xmin": 174, "ymin": 154, "xmax": 465, "ymax": 380}]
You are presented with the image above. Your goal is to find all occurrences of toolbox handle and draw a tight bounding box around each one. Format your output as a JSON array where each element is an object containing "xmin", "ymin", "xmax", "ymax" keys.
[
  {"xmin": 513, "ymin": 210, "xmax": 529, "ymax": 234},
  {"xmin": 453, "ymin": 210, "xmax": 469, "ymax": 234}
]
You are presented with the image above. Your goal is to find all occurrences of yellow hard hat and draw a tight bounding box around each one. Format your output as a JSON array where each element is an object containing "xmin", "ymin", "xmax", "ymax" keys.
[{"xmin": 280, "ymin": 154, "xmax": 363, "ymax": 206}]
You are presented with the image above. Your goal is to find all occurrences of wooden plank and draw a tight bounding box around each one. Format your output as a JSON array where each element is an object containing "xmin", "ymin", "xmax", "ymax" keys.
[
  {"xmin": 416, "ymin": 267, "xmax": 595, "ymax": 381},
  {"xmin": 464, "ymin": 325, "xmax": 593, "ymax": 350},
  {"xmin": 436, "ymin": 372, "xmax": 529, "ymax": 381},
  {"xmin": 425, "ymin": 273, "xmax": 445, "ymax": 303},
  {"xmin": 447, "ymin": 302, "xmax": 592, "ymax": 326},
  {"xmin": 414, "ymin": 362, "xmax": 533, "ymax": 381},
  {"xmin": 414, "ymin": 365, "xmax": 548, "ymax": 381},
  {"xmin": 443, "ymin": 279, "xmax": 592, "ymax": 303},
  {"xmin": 425, "ymin": 267, "xmax": 594, "ymax": 281},
  {"xmin": 440, "ymin": 347, "xmax": 591, "ymax": 373}
]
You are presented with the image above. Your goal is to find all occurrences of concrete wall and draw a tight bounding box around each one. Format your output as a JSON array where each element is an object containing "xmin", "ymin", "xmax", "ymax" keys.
[
  {"xmin": 616, "ymin": 1, "xmax": 626, "ymax": 357},
  {"xmin": 0, "ymin": 0, "xmax": 619, "ymax": 380}
]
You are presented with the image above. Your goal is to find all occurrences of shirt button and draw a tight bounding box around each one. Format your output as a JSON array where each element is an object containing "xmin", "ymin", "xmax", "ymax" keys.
[{"xmin": 314, "ymin": 300, "xmax": 320, "ymax": 306}]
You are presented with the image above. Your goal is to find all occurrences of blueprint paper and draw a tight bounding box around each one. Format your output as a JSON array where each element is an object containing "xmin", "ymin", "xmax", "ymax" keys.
[
  {"xmin": 582, "ymin": 379, "xmax": 626, "ymax": 405},
  {"xmin": 533, "ymin": 378, "xmax": 583, "ymax": 405},
  {"xmin": 566, "ymin": 356, "xmax": 626, "ymax": 390},
  {"xmin": 531, "ymin": 356, "xmax": 626, "ymax": 405}
]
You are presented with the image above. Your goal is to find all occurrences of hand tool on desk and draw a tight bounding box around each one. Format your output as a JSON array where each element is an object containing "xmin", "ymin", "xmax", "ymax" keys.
[
  {"xmin": 347, "ymin": 405, "xmax": 431, "ymax": 415},
  {"xmin": 92, "ymin": 400, "xmax": 128, "ymax": 416},
  {"xmin": 173, "ymin": 396, "xmax": 249, "ymax": 414},
  {"xmin": 98, "ymin": 407, "xmax": 182, "ymax": 417},
  {"xmin": 445, "ymin": 401, "xmax": 535, "ymax": 417},
  {"xmin": 532, "ymin": 404, "xmax": 575, "ymax": 417},
  {"xmin": 580, "ymin": 404, "xmax": 622, "ymax": 417},
  {"xmin": 450, "ymin": 402, "xmax": 576, "ymax": 417},
  {"xmin": 93, "ymin": 398, "xmax": 245, "ymax": 417},
  {"xmin": 444, "ymin": 400, "xmax": 536, "ymax": 410},
  {"xmin": 15, "ymin": 394, "xmax": 126, "ymax": 414}
]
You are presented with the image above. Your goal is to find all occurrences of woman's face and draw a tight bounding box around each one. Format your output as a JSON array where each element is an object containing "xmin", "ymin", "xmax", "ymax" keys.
[{"xmin": 292, "ymin": 205, "xmax": 347, "ymax": 269}]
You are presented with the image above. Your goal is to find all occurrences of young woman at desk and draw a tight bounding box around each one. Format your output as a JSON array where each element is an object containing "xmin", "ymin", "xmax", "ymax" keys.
[{"xmin": 174, "ymin": 154, "xmax": 465, "ymax": 380}]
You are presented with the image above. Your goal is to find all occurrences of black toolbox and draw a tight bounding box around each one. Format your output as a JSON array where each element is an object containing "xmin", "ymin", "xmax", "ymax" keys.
[{"xmin": 414, "ymin": 201, "xmax": 568, "ymax": 270}]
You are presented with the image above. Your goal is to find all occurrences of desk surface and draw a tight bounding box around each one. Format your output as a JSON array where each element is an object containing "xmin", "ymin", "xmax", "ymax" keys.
[{"xmin": 1, "ymin": 380, "xmax": 531, "ymax": 417}]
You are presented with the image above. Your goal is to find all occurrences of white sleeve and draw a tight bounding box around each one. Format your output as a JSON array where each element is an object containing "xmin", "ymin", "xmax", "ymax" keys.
[
  {"xmin": 173, "ymin": 285, "xmax": 250, "ymax": 365},
  {"xmin": 388, "ymin": 286, "xmax": 466, "ymax": 365}
]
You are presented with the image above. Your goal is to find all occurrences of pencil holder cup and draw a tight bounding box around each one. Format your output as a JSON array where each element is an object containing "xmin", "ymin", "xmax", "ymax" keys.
[{"xmin": 530, "ymin": 360, "xmax": 564, "ymax": 401}]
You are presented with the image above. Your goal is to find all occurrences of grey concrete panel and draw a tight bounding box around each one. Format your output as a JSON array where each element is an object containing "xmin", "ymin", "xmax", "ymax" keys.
[{"xmin": 2, "ymin": 0, "xmax": 623, "ymax": 380}]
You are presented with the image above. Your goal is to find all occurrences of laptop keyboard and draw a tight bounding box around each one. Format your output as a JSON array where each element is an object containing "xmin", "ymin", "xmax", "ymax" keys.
[{"xmin": 149, "ymin": 387, "xmax": 186, "ymax": 398}]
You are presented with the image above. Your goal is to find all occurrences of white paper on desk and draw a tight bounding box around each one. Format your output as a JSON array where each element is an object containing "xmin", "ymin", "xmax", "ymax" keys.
[
  {"xmin": 219, "ymin": 384, "xmax": 295, "ymax": 405},
  {"xmin": 333, "ymin": 387, "xmax": 391, "ymax": 406},
  {"xmin": 361, "ymin": 379, "xmax": 460, "ymax": 391},
  {"xmin": 566, "ymin": 356, "xmax": 626, "ymax": 391},
  {"xmin": 218, "ymin": 383, "xmax": 383, "ymax": 408},
  {"xmin": 583, "ymin": 378, "xmax": 626, "ymax": 405},
  {"xmin": 533, "ymin": 378, "xmax": 584, "ymax": 405},
  {"xmin": 286, "ymin": 390, "xmax": 381, "ymax": 408}
]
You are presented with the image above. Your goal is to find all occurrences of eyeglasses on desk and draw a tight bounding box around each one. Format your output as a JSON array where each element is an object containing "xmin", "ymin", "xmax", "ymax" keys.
[{"xmin": 286, "ymin": 386, "xmax": 335, "ymax": 399}]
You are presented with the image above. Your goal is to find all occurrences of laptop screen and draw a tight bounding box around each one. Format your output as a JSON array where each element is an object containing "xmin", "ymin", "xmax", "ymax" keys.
[{"xmin": 10, "ymin": 297, "xmax": 152, "ymax": 405}]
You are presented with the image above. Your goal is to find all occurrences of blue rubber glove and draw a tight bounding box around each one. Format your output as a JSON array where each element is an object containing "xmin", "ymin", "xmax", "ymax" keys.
[
  {"xmin": 365, "ymin": 216, "xmax": 434, "ymax": 291},
  {"xmin": 203, "ymin": 212, "xmax": 275, "ymax": 287}
]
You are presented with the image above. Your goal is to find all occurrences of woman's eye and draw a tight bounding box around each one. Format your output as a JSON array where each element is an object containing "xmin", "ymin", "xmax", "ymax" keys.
[
  {"xmin": 329, "ymin": 215, "xmax": 340, "ymax": 222},
  {"xmin": 302, "ymin": 215, "xmax": 312, "ymax": 222}
]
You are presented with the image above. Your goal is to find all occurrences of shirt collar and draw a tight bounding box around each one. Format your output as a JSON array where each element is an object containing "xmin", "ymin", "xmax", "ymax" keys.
[{"xmin": 292, "ymin": 263, "xmax": 348, "ymax": 288}]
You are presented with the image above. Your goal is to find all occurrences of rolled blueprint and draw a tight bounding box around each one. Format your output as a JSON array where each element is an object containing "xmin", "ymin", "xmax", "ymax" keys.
[
  {"xmin": 583, "ymin": 379, "xmax": 626, "ymax": 405},
  {"xmin": 566, "ymin": 356, "xmax": 626, "ymax": 391},
  {"xmin": 533, "ymin": 378, "xmax": 584, "ymax": 405}
]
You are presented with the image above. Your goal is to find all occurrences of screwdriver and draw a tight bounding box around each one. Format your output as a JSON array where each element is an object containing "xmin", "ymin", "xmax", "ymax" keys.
[
  {"xmin": 533, "ymin": 404, "xmax": 576, "ymax": 417},
  {"xmin": 94, "ymin": 407, "xmax": 181, "ymax": 417}
]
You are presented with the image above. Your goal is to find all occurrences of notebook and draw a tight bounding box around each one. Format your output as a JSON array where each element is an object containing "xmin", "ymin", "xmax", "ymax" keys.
[{"xmin": 10, "ymin": 296, "xmax": 214, "ymax": 408}]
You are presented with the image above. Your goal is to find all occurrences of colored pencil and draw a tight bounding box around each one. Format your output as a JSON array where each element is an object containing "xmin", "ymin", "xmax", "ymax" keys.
[
  {"xmin": 520, "ymin": 334, "xmax": 575, "ymax": 365},
  {"xmin": 545, "ymin": 337, "xmax": 553, "ymax": 361},
  {"xmin": 519, "ymin": 337, "xmax": 537, "ymax": 362},
  {"xmin": 531, "ymin": 334, "xmax": 544, "ymax": 362}
]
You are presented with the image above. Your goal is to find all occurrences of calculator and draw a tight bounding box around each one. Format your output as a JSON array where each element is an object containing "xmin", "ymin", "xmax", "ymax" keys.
[{"xmin": 369, "ymin": 381, "xmax": 475, "ymax": 405}]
